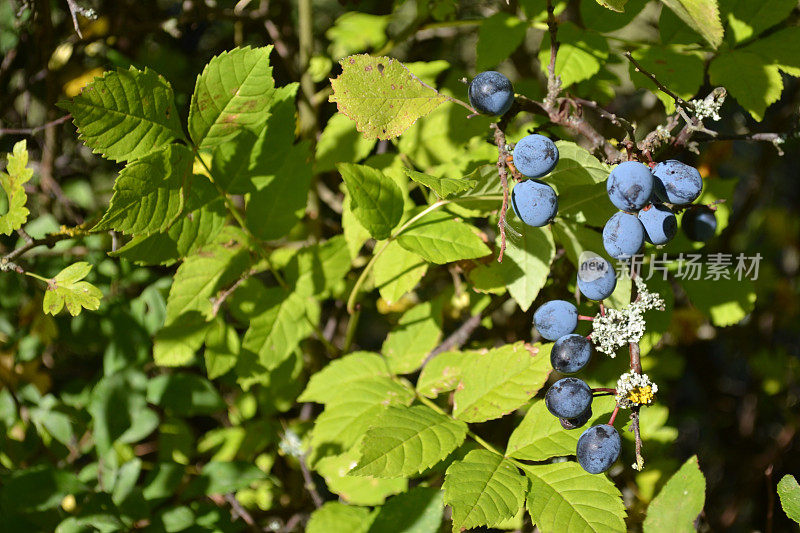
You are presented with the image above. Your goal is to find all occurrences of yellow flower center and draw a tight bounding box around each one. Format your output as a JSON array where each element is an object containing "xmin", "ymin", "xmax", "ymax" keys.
[{"xmin": 626, "ymin": 386, "xmax": 655, "ymax": 405}]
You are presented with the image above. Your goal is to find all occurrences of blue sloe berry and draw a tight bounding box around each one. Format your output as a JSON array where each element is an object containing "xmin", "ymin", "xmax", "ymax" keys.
[
  {"xmin": 468, "ymin": 71, "xmax": 514, "ymax": 116},
  {"xmin": 638, "ymin": 203, "xmax": 677, "ymax": 245},
  {"xmin": 682, "ymin": 206, "xmax": 717, "ymax": 242},
  {"xmin": 607, "ymin": 161, "xmax": 654, "ymax": 212},
  {"xmin": 512, "ymin": 134, "xmax": 559, "ymax": 178},
  {"xmin": 602, "ymin": 211, "xmax": 645, "ymax": 259},
  {"xmin": 545, "ymin": 377, "xmax": 593, "ymax": 419},
  {"xmin": 577, "ymin": 255, "xmax": 617, "ymax": 301},
  {"xmin": 511, "ymin": 179, "xmax": 558, "ymax": 227},
  {"xmin": 533, "ymin": 300, "xmax": 578, "ymax": 341},
  {"xmin": 560, "ymin": 407, "xmax": 592, "ymax": 430},
  {"xmin": 652, "ymin": 160, "xmax": 703, "ymax": 205},
  {"xmin": 576, "ymin": 424, "xmax": 621, "ymax": 474},
  {"xmin": 551, "ymin": 334, "xmax": 593, "ymax": 374}
]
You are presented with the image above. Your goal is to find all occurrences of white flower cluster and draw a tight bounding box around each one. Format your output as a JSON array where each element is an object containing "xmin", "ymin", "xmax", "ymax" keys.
[
  {"xmin": 615, "ymin": 370, "xmax": 658, "ymax": 409},
  {"xmin": 654, "ymin": 124, "xmax": 672, "ymax": 142},
  {"xmin": 690, "ymin": 89, "xmax": 726, "ymax": 122},
  {"xmin": 279, "ymin": 429, "xmax": 303, "ymax": 458},
  {"xmin": 591, "ymin": 278, "xmax": 665, "ymax": 357}
]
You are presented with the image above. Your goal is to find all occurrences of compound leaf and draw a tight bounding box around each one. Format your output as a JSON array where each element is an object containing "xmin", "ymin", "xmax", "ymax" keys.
[
  {"xmin": 189, "ymin": 46, "xmax": 278, "ymax": 149},
  {"xmin": 43, "ymin": 262, "xmax": 102, "ymax": 316},
  {"xmin": 453, "ymin": 342, "xmax": 551, "ymax": 423},
  {"xmin": 523, "ymin": 462, "xmax": 627, "ymax": 533},
  {"xmin": 443, "ymin": 449, "xmax": 527, "ymax": 531},
  {"xmin": 0, "ymin": 140, "xmax": 34, "ymax": 235},
  {"xmin": 330, "ymin": 55, "xmax": 448, "ymax": 140},
  {"xmin": 352, "ymin": 405, "xmax": 468, "ymax": 478}
]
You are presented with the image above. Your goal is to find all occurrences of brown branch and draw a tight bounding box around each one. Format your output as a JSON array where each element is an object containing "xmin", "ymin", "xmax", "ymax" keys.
[
  {"xmin": 0, "ymin": 114, "xmax": 72, "ymax": 137},
  {"xmin": 544, "ymin": 0, "xmax": 561, "ymax": 106},
  {"xmin": 624, "ymin": 51, "xmax": 691, "ymax": 111},
  {"xmin": 492, "ymin": 123, "xmax": 511, "ymax": 262},
  {"xmin": 223, "ymin": 493, "xmax": 258, "ymax": 528},
  {"xmin": 2, "ymin": 231, "xmax": 76, "ymax": 264},
  {"xmin": 299, "ymin": 452, "xmax": 324, "ymax": 509},
  {"xmin": 64, "ymin": 0, "xmax": 85, "ymax": 38}
]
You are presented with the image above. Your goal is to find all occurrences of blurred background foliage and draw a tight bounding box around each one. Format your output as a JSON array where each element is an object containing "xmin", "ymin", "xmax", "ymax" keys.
[{"xmin": 0, "ymin": 0, "xmax": 798, "ymax": 531}]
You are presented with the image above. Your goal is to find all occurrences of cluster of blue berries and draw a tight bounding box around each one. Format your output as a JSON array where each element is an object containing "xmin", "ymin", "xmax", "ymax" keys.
[
  {"xmin": 468, "ymin": 71, "xmax": 560, "ymax": 228},
  {"xmin": 603, "ymin": 160, "xmax": 717, "ymax": 259}
]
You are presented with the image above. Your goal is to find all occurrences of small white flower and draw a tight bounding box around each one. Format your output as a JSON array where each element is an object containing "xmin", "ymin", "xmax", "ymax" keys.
[
  {"xmin": 590, "ymin": 278, "xmax": 665, "ymax": 356},
  {"xmin": 616, "ymin": 370, "xmax": 658, "ymax": 408}
]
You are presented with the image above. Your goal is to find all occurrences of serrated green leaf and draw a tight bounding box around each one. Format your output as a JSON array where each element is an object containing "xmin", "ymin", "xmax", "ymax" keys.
[
  {"xmin": 453, "ymin": 342, "xmax": 551, "ymax": 423},
  {"xmin": 0, "ymin": 140, "xmax": 33, "ymax": 235},
  {"xmin": 153, "ymin": 315, "xmax": 212, "ymax": 367},
  {"xmin": 659, "ymin": 0, "xmax": 724, "ymax": 48},
  {"xmin": 43, "ymin": 262, "xmax": 102, "ymax": 316},
  {"xmin": 417, "ymin": 350, "xmax": 478, "ymax": 399},
  {"xmin": 310, "ymin": 377, "xmax": 415, "ymax": 454},
  {"xmin": 523, "ymin": 462, "xmax": 627, "ymax": 533},
  {"xmin": 330, "ymin": 55, "xmax": 448, "ymax": 140},
  {"xmin": 476, "ymin": 13, "xmax": 528, "ymax": 71},
  {"xmin": 188, "ymin": 46, "xmax": 278, "ymax": 149},
  {"xmin": 546, "ymin": 141, "xmax": 611, "ymax": 189},
  {"xmin": 316, "ymin": 446, "xmax": 408, "ymax": 505},
  {"xmin": 241, "ymin": 288, "xmax": 318, "ymax": 370},
  {"xmin": 300, "ymin": 351, "xmax": 390, "ymax": 404},
  {"xmin": 537, "ymin": 23, "xmax": 609, "ymax": 87},
  {"xmin": 284, "ymin": 235, "xmax": 352, "ymax": 298},
  {"xmin": 629, "ymin": 47, "xmax": 704, "ymax": 114},
  {"xmin": 381, "ymin": 300, "xmax": 442, "ymax": 373},
  {"xmin": 746, "ymin": 26, "xmax": 800, "ymax": 77},
  {"xmin": 307, "ymin": 502, "xmax": 375, "ymax": 533},
  {"xmin": 506, "ymin": 396, "xmax": 616, "ymax": 461},
  {"xmin": 59, "ymin": 66, "xmax": 184, "ymax": 162},
  {"xmin": 368, "ymin": 487, "xmax": 444, "ymax": 533},
  {"xmin": 397, "ymin": 210, "xmax": 491, "ymax": 265},
  {"xmin": 338, "ymin": 163, "xmax": 403, "ymax": 240},
  {"xmin": 443, "ymin": 449, "xmax": 527, "ymax": 531},
  {"xmin": 317, "ymin": 112, "xmax": 378, "ymax": 172},
  {"xmin": 374, "ymin": 240, "xmax": 428, "ymax": 304},
  {"xmin": 643, "ymin": 456, "xmax": 706, "ymax": 533},
  {"xmin": 352, "ymin": 405, "xmax": 468, "ymax": 478},
  {"xmin": 777, "ymin": 475, "xmax": 800, "ymax": 524},
  {"xmin": 404, "ymin": 168, "xmax": 477, "ymax": 199},
  {"xmin": 595, "ymin": 0, "xmax": 628, "ymax": 11},
  {"xmin": 203, "ymin": 318, "xmax": 239, "ymax": 379},
  {"xmin": 710, "ymin": 50, "xmax": 783, "ymax": 121},
  {"xmin": 93, "ymin": 144, "xmax": 198, "ymax": 236},
  {"xmin": 723, "ymin": 0, "xmax": 796, "ymax": 44},
  {"xmin": 496, "ymin": 218, "xmax": 555, "ymax": 312}
]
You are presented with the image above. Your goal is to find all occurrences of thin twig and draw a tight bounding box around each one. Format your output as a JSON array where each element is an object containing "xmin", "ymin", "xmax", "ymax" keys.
[
  {"xmin": 492, "ymin": 123, "xmax": 511, "ymax": 262},
  {"xmin": 64, "ymin": 0, "xmax": 84, "ymax": 38},
  {"xmin": 298, "ymin": 452, "xmax": 324, "ymax": 509},
  {"xmin": 624, "ymin": 51, "xmax": 691, "ymax": 111},
  {"xmin": 0, "ymin": 114, "xmax": 72, "ymax": 137},
  {"xmin": 223, "ymin": 493, "xmax": 257, "ymax": 528}
]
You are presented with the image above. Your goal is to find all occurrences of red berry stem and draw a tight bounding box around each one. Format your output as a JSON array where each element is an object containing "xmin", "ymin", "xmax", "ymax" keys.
[
  {"xmin": 578, "ymin": 315, "xmax": 595, "ymax": 321},
  {"xmin": 607, "ymin": 404, "xmax": 620, "ymax": 426},
  {"xmin": 592, "ymin": 387, "xmax": 616, "ymax": 394}
]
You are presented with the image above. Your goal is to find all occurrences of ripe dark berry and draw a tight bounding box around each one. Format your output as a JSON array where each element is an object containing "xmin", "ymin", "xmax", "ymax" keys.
[
  {"xmin": 577, "ymin": 255, "xmax": 617, "ymax": 301},
  {"xmin": 682, "ymin": 206, "xmax": 717, "ymax": 242},
  {"xmin": 606, "ymin": 161, "xmax": 654, "ymax": 212},
  {"xmin": 551, "ymin": 334, "xmax": 592, "ymax": 374},
  {"xmin": 560, "ymin": 407, "xmax": 592, "ymax": 430},
  {"xmin": 468, "ymin": 71, "xmax": 514, "ymax": 116},
  {"xmin": 652, "ymin": 160, "xmax": 703, "ymax": 205},
  {"xmin": 545, "ymin": 377, "xmax": 592, "ymax": 419},
  {"xmin": 576, "ymin": 424, "xmax": 621, "ymax": 474},
  {"xmin": 533, "ymin": 300, "xmax": 578, "ymax": 341},
  {"xmin": 512, "ymin": 134, "xmax": 559, "ymax": 178},
  {"xmin": 511, "ymin": 179, "xmax": 558, "ymax": 227},
  {"xmin": 602, "ymin": 211, "xmax": 645, "ymax": 259},
  {"xmin": 638, "ymin": 203, "xmax": 677, "ymax": 245}
]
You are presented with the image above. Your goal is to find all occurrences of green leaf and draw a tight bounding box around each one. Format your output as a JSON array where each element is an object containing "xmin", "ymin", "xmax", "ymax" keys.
[
  {"xmin": 93, "ymin": 144, "xmax": 198, "ymax": 236},
  {"xmin": 352, "ymin": 405, "xmax": 468, "ymax": 478},
  {"xmin": 709, "ymin": 49, "xmax": 782, "ymax": 122},
  {"xmin": 300, "ymin": 351, "xmax": 390, "ymax": 404},
  {"xmin": 0, "ymin": 466, "xmax": 87, "ymax": 513},
  {"xmin": 241, "ymin": 288, "xmax": 318, "ymax": 371},
  {"xmin": 643, "ymin": 456, "xmax": 706, "ymax": 533},
  {"xmin": 777, "ymin": 475, "xmax": 800, "ymax": 524},
  {"xmin": 476, "ymin": 13, "xmax": 528, "ymax": 71},
  {"xmin": 184, "ymin": 462, "xmax": 267, "ymax": 497},
  {"xmin": 343, "ymin": 189, "xmax": 373, "ymax": 257},
  {"xmin": 629, "ymin": 47, "xmax": 705, "ymax": 114},
  {"xmin": 404, "ymin": 168, "xmax": 477, "ymax": 199},
  {"xmin": 307, "ymin": 502, "xmax": 374, "ymax": 533},
  {"xmin": 310, "ymin": 377, "xmax": 415, "ymax": 454},
  {"xmin": 523, "ymin": 462, "xmax": 627, "ymax": 533},
  {"xmin": 0, "ymin": 140, "xmax": 33, "ymax": 235},
  {"xmin": 43, "ymin": 262, "xmax": 103, "ymax": 316},
  {"xmin": 188, "ymin": 46, "xmax": 278, "ymax": 149},
  {"xmin": 368, "ymin": 487, "xmax": 444, "ymax": 533},
  {"xmin": 722, "ymin": 0, "xmax": 797, "ymax": 44},
  {"xmin": 595, "ymin": 0, "xmax": 628, "ymax": 11},
  {"xmin": 338, "ymin": 163, "xmax": 404, "ymax": 240},
  {"xmin": 59, "ymin": 66, "xmax": 184, "ymax": 162},
  {"xmin": 417, "ymin": 350, "xmax": 478, "ymax": 399},
  {"xmin": 746, "ymin": 27, "xmax": 800, "ymax": 77},
  {"xmin": 443, "ymin": 449, "xmax": 527, "ymax": 531},
  {"xmin": 153, "ymin": 315, "xmax": 212, "ymax": 367},
  {"xmin": 326, "ymin": 12, "xmax": 389, "ymax": 59},
  {"xmin": 316, "ymin": 447, "xmax": 407, "ymax": 505},
  {"xmin": 330, "ymin": 55, "xmax": 448, "ymax": 140},
  {"xmin": 496, "ymin": 218, "xmax": 556, "ymax": 312},
  {"xmin": 678, "ymin": 277, "xmax": 756, "ymax": 327},
  {"xmin": 453, "ymin": 342, "xmax": 551, "ymax": 423},
  {"xmin": 546, "ymin": 141, "xmax": 611, "ymax": 189},
  {"xmin": 284, "ymin": 235, "xmax": 352, "ymax": 298},
  {"xmin": 507, "ymin": 396, "xmax": 616, "ymax": 460},
  {"xmin": 537, "ymin": 23, "xmax": 609, "ymax": 88},
  {"xmin": 146, "ymin": 373, "xmax": 224, "ymax": 416},
  {"xmin": 374, "ymin": 240, "xmax": 428, "ymax": 304},
  {"xmin": 381, "ymin": 300, "xmax": 443, "ymax": 373},
  {"xmin": 316, "ymin": 112, "xmax": 378, "ymax": 172},
  {"xmin": 397, "ymin": 210, "xmax": 491, "ymax": 265},
  {"xmin": 658, "ymin": 0, "xmax": 724, "ymax": 48}
]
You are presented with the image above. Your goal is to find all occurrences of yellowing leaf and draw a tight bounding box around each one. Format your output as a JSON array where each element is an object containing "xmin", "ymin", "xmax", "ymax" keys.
[
  {"xmin": 43, "ymin": 262, "xmax": 102, "ymax": 316},
  {"xmin": 330, "ymin": 55, "xmax": 448, "ymax": 140},
  {"xmin": 658, "ymin": 0, "xmax": 724, "ymax": 49},
  {"xmin": 0, "ymin": 140, "xmax": 34, "ymax": 235}
]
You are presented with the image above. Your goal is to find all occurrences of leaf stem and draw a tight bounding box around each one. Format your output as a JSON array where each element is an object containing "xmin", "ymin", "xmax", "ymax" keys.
[
  {"xmin": 24, "ymin": 271, "xmax": 50, "ymax": 283},
  {"xmin": 415, "ymin": 393, "xmax": 501, "ymax": 456}
]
